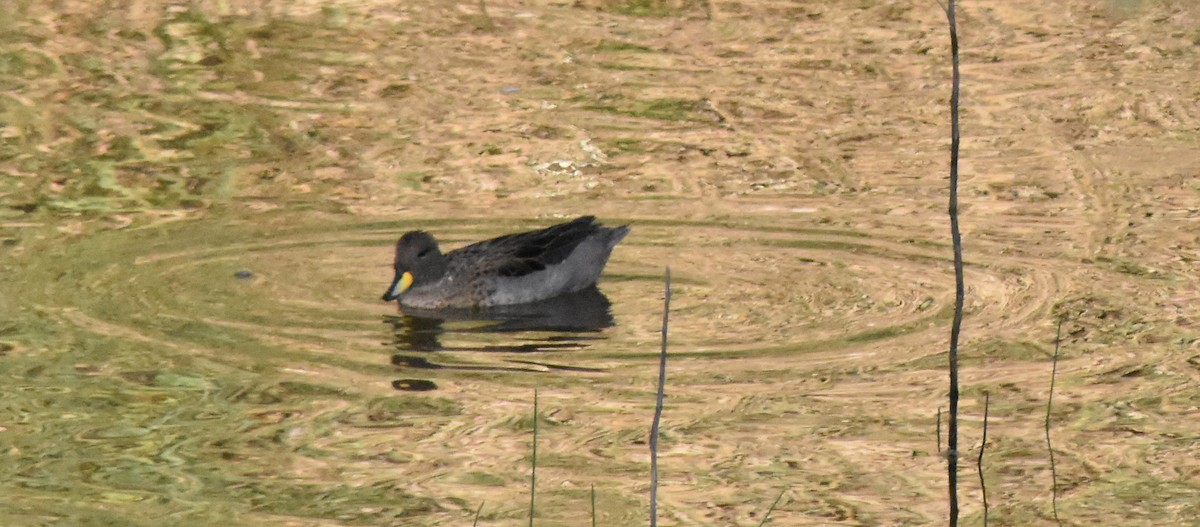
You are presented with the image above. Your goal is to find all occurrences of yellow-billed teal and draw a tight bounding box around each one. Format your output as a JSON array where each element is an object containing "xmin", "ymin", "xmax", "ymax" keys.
[{"xmin": 382, "ymin": 216, "xmax": 629, "ymax": 309}]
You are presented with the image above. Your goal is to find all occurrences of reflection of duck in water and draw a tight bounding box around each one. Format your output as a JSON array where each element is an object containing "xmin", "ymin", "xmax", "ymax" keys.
[
  {"xmin": 388, "ymin": 285, "xmax": 618, "ymax": 346},
  {"xmin": 382, "ymin": 216, "xmax": 629, "ymax": 309},
  {"xmin": 385, "ymin": 286, "xmax": 615, "ymax": 391}
]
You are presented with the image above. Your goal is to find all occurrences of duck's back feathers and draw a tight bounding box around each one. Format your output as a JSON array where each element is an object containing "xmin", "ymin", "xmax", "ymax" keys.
[{"xmin": 454, "ymin": 216, "xmax": 610, "ymax": 278}]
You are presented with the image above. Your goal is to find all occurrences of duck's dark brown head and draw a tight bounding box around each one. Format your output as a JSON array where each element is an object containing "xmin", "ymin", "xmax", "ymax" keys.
[{"xmin": 382, "ymin": 231, "xmax": 448, "ymax": 301}]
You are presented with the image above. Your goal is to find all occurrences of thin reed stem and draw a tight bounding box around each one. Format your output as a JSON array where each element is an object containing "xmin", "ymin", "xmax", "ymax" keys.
[
  {"xmin": 941, "ymin": 1, "xmax": 964, "ymax": 525},
  {"xmin": 649, "ymin": 267, "xmax": 671, "ymax": 527},
  {"xmin": 757, "ymin": 487, "xmax": 787, "ymax": 526},
  {"xmin": 979, "ymin": 392, "xmax": 990, "ymax": 527},
  {"xmin": 530, "ymin": 388, "xmax": 538, "ymax": 527},
  {"xmin": 1046, "ymin": 320, "xmax": 1063, "ymax": 525}
]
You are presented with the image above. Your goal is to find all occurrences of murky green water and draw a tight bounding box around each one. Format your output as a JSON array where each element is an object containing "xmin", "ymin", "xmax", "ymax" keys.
[
  {"xmin": 1, "ymin": 209, "xmax": 960, "ymax": 525},
  {"xmin": 4, "ymin": 0, "xmax": 1199, "ymax": 525}
]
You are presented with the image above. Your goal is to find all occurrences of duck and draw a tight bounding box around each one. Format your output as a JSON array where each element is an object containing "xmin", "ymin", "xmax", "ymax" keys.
[{"xmin": 382, "ymin": 216, "xmax": 629, "ymax": 309}]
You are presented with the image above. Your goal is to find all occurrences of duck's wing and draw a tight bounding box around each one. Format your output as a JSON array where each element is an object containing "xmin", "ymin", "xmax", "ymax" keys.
[{"xmin": 456, "ymin": 216, "xmax": 601, "ymax": 278}]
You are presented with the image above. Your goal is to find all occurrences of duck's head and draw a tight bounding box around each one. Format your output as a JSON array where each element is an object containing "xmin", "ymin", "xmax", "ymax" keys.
[{"xmin": 382, "ymin": 231, "xmax": 448, "ymax": 302}]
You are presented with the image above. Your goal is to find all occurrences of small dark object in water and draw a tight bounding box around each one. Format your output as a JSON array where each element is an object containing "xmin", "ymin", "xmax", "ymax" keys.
[{"xmin": 234, "ymin": 270, "xmax": 254, "ymax": 280}]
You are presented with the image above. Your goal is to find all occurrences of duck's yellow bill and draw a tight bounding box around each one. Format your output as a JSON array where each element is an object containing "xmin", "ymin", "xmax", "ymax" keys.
[{"xmin": 382, "ymin": 271, "xmax": 415, "ymax": 302}]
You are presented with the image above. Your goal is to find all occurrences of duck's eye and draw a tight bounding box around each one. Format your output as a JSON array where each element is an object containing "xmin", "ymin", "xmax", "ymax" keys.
[{"xmin": 417, "ymin": 248, "xmax": 431, "ymax": 258}]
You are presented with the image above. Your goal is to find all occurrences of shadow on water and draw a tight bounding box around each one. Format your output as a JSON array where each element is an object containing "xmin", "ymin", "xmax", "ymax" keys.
[{"xmin": 385, "ymin": 286, "xmax": 614, "ymax": 390}]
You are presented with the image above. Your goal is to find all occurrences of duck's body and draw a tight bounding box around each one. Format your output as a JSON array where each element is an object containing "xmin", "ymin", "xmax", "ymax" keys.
[{"xmin": 382, "ymin": 216, "xmax": 629, "ymax": 309}]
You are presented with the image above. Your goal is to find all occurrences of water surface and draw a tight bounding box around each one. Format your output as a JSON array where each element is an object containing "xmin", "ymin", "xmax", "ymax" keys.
[{"xmin": 3, "ymin": 0, "xmax": 1199, "ymax": 525}]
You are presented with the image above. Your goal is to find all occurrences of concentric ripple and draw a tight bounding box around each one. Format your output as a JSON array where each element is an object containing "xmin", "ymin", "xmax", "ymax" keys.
[
  {"xmin": 12, "ymin": 210, "xmax": 1063, "ymax": 387},
  {"xmin": 3, "ymin": 209, "xmax": 1077, "ymax": 525}
]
